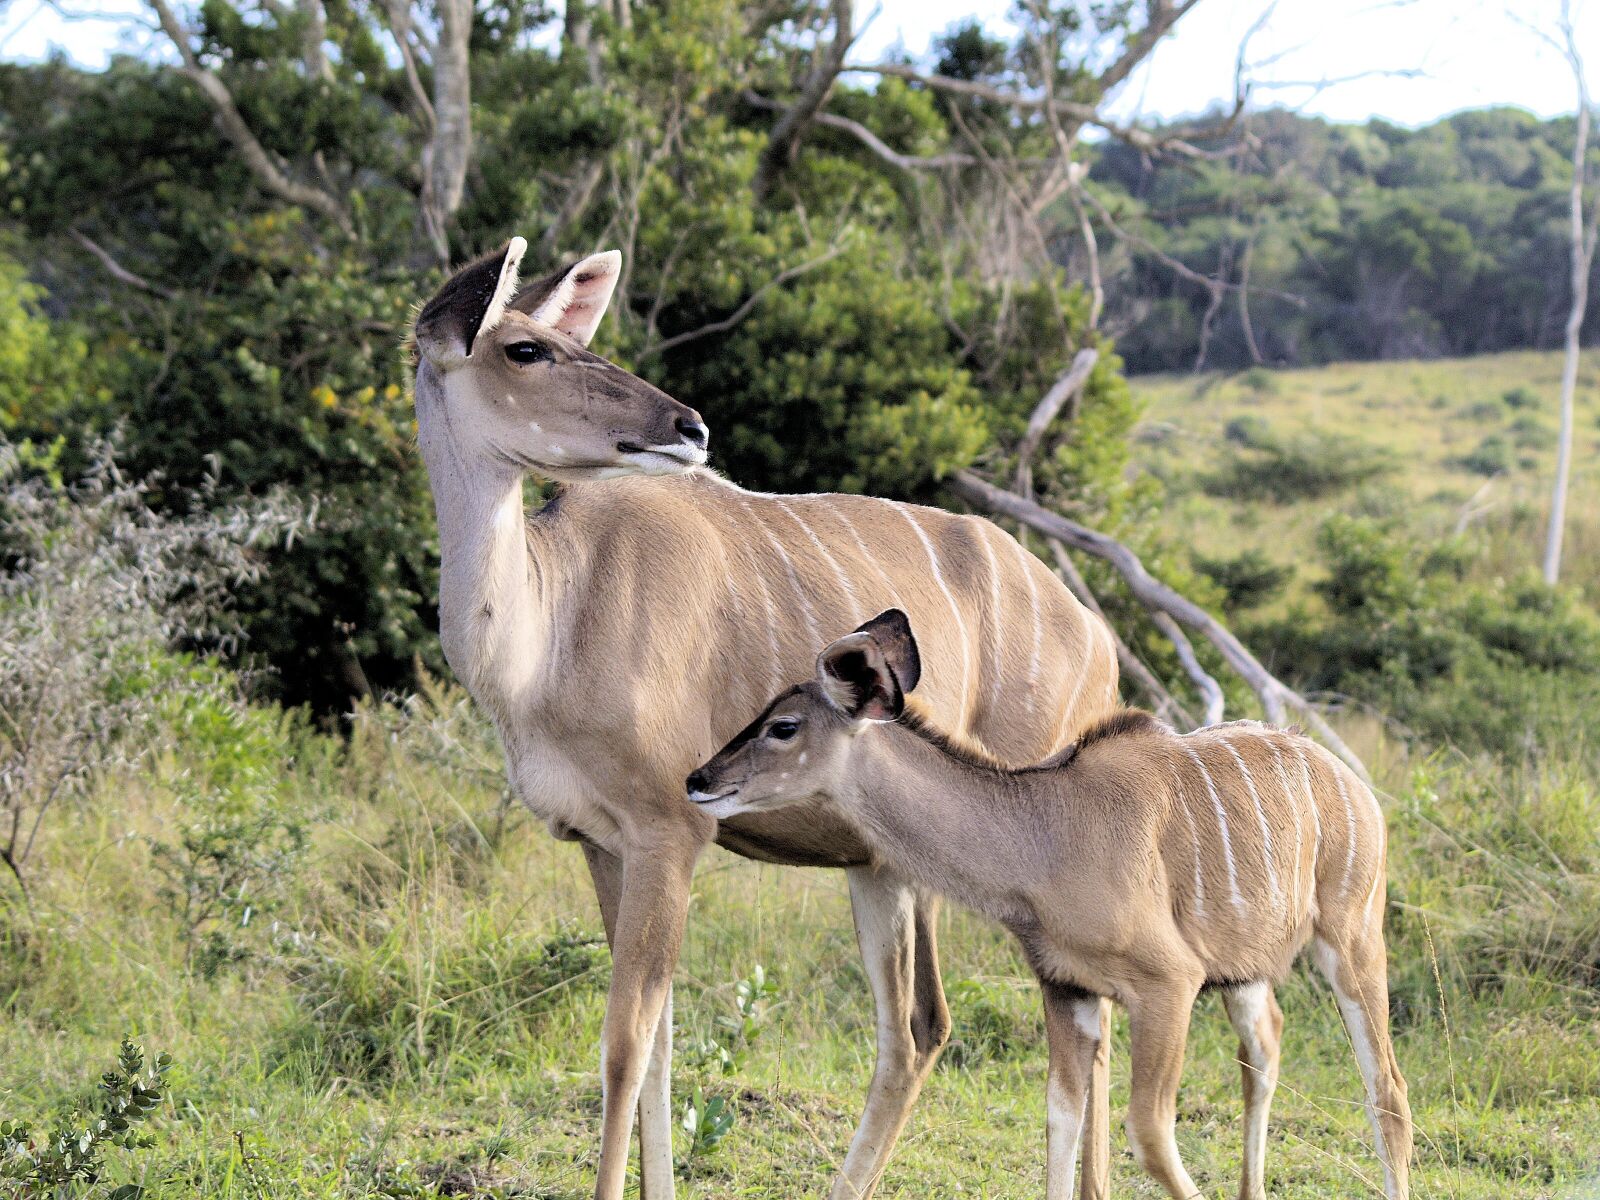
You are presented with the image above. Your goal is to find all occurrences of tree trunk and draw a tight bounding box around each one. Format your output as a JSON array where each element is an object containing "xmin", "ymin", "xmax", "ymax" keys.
[
  {"xmin": 422, "ymin": 0, "xmax": 473, "ymax": 266},
  {"xmin": 1544, "ymin": 85, "xmax": 1595, "ymax": 584}
]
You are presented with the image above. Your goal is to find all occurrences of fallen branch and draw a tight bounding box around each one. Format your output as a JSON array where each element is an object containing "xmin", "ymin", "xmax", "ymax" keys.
[
  {"xmin": 948, "ymin": 469, "xmax": 1369, "ymax": 780},
  {"xmin": 1045, "ymin": 540, "xmax": 1195, "ymax": 729},
  {"xmin": 1148, "ymin": 610, "xmax": 1225, "ymax": 727},
  {"xmin": 1013, "ymin": 346, "xmax": 1098, "ymax": 494}
]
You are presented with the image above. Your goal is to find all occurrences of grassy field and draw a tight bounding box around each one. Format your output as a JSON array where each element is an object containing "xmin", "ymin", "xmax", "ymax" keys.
[
  {"xmin": 2, "ymin": 681, "xmax": 1598, "ymax": 1199},
  {"xmin": 1128, "ymin": 350, "xmax": 1600, "ymax": 608},
  {"xmin": 4, "ymin": 350, "xmax": 1600, "ymax": 1198}
]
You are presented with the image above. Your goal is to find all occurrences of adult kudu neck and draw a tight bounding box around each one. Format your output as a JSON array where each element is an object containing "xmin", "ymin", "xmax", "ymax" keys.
[{"xmin": 415, "ymin": 357, "xmax": 557, "ymax": 708}]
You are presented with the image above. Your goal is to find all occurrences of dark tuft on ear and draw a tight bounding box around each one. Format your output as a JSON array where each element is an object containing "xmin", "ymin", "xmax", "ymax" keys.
[
  {"xmin": 414, "ymin": 238, "xmax": 524, "ymax": 360},
  {"xmin": 855, "ymin": 609, "xmax": 921, "ymax": 694},
  {"xmin": 822, "ymin": 645, "xmax": 904, "ymax": 720}
]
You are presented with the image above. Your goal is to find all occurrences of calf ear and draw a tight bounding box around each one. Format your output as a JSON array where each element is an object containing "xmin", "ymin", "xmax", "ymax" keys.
[
  {"xmin": 854, "ymin": 609, "xmax": 921, "ymax": 695},
  {"xmin": 511, "ymin": 249, "xmax": 622, "ymax": 346},
  {"xmin": 413, "ymin": 236, "xmax": 528, "ymax": 368},
  {"xmin": 818, "ymin": 632, "xmax": 904, "ymax": 721}
]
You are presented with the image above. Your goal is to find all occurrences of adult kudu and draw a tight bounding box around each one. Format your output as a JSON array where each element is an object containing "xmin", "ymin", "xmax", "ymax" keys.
[{"xmin": 410, "ymin": 237, "xmax": 1122, "ymax": 1200}]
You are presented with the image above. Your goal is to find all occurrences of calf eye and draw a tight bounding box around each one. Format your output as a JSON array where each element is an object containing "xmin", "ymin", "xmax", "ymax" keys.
[
  {"xmin": 505, "ymin": 341, "xmax": 553, "ymax": 365},
  {"xmin": 767, "ymin": 718, "xmax": 800, "ymax": 741}
]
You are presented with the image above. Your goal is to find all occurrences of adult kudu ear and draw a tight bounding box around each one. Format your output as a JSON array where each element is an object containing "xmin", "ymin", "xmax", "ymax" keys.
[
  {"xmin": 413, "ymin": 236, "xmax": 528, "ymax": 370},
  {"xmin": 817, "ymin": 609, "xmax": 921, "ymax": 722},
  {"xmin": 509, "ymin": 249, "xmax": 622, "ymax": 347}
]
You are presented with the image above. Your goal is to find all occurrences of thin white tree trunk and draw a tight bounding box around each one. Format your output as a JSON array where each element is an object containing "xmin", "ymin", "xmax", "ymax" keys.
[{"xmin": 1544, "ymin": 68, "xmax": 1595, "ymax": 583}]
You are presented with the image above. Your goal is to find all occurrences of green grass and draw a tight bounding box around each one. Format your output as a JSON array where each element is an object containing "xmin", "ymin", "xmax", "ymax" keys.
[
  {"xmin": 1130, "ymin": 350, "xmax": 1600, "ymax": 610},
  {"xmin": 3, "ymin": 685, "xmax": 1598, "ymax": 1198}
]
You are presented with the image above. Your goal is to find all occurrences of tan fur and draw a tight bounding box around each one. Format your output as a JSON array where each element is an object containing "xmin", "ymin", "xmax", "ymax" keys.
[
  {"xmin": 693, "ymin": 651, "xmax": 1414, "ymax": 1200},
  {"xmin": 411, "ymin": 246, "xmax": 1121, "ymax": 1200}
]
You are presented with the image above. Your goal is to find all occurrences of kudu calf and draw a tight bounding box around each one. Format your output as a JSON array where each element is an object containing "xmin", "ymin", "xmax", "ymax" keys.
[
  {"xmin": 410, "ymin": 240, "xmax": 1120, "ymax": 1199},
  {"xmin": 690, "ymin": 610, "xmax": 1413, "ymax": 1200}
]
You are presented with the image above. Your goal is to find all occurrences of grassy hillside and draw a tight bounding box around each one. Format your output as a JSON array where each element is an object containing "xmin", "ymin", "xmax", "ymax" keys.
[{"xmin": 1129, "ymin": 350, "xmax": 1600, "ymax": 608}]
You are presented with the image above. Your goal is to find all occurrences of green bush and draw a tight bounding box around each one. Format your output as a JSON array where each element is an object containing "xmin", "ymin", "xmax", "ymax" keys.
[
  {"xmin": 1204, "ymin": 426, "xmax": 1393, "ymax": 502},
  {"xmin": 1453, "ymin": 434, "xmax": 1515, "ymax": 476},
  {"xmin": 1191, "ymin": 548, "xmax": 1294, "ymax": 612},
  {"xmin": 1253, "ymin": 515, "xmax": 1600, "ymax": 754}
]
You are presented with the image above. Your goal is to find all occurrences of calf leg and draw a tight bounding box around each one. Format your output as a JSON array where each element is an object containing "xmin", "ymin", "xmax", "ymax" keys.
[
  {"xmin": 1039, "ymin": 982, "xmax": 1104, "ymax": 1200},
  {"xmin": 830, "ymin": 869, "xmax": 952, "ymax": 1200},
  {"xmin": 1125, "ymin": 984, "xmax": 1204, "ymax": 1200},
  {"xmin": 1222, "ymin": 982, "xmax": 1283, "ymax": 1200},
  {"xmin": 1314, "ymin": 933, "xmax": 1412, "ymax": 1200},
  {"xmin": 1078, "ymin": 999, "xmax": 1112, "ymax": 1200}
]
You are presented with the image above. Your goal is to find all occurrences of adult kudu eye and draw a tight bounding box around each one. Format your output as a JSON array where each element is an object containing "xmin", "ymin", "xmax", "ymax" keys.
[{"xmin": 505, "ymin": 341, "xmax": 553, "ymax": 365}]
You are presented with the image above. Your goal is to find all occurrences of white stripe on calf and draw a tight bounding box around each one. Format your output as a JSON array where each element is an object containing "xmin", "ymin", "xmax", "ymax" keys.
[
  {"xmin": 1166, "ymin": 759, "xmax": 1208, "ymax": 921},
  {"xmin": 1179, "ymin": 742, "xmax": 1246, "ymax": 913},
  {"xmin": 1220, "ymin": 736, "xmax": 1284, "ymax": 909}
]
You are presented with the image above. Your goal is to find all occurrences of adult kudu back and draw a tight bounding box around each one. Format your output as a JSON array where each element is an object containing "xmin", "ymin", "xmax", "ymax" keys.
[{"xmin": 410, "ymin": 237, "xmax": 1121, "ymax": 1199}]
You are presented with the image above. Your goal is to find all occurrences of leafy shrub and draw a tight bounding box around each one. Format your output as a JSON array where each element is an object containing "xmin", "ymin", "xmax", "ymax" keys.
[
  {"xmin": 1452, "ymin": 434, "xmax": 1514, "ymax": 476},
  {"xmin": 0, "ymin": 440, "xmax": 299, "ymax": 896},
  {"xmin": 1223, "ymin": 414, "xmax": 1273, "ymax": 448},
  {"xmin": 1509, "ymin": 414, "xmax": 1553, "ymax": 450},
  {"xmin": 1191, "ymin": 548, "xmax": 1294, "ymax": 612},
  {"xmin": 1204, "ymin": 426, "xmax": 1392, "ymax": 502},
  {"xmin": 0, "ymin": 1039, "xmax": 171, "ymax": 1199},
  {"xmin": 1253, "ymin": 515, "xmax": 1600, "ymax": 753},
  {"xmin": 1239, "ymin": 366, "xmax": 1279, "ymax": 395},
  {"xmin": 145, "ymin": 659, "xmax": 310, "ymax": 976},
  {"xmin": 1502, "ymin": 385, "xmax": 1540, "ymax": 409}
]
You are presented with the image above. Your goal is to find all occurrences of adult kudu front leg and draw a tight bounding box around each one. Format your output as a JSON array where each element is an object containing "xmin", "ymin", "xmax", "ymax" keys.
[
  {"xmin": 581, "ymin": 842, "xmax": 677, "ymax": 1199},
  {"xmin": 584, "ymin": 821, "xmax": 710, "ymax": 1200},
  {"xmin": 831, "ymin": 868, "xmax": 953, "ymax": 1200}
]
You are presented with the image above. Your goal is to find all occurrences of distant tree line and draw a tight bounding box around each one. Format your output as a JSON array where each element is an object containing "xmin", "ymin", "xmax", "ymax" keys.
[{"xmin": 1092, "ymin": 106, "xmax": 1600, "ymax": 372}]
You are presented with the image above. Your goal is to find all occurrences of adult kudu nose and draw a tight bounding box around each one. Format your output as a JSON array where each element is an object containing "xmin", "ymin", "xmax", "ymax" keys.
[{"xmin": 675, "ymin": 415, "xmax": 709, "ymax": 449}]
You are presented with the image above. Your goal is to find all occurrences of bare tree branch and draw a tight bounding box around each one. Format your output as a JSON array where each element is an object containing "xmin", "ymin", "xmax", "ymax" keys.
[
  {"xmin": 753, "ymin": 0, "xmax": 856, "ymax": 199},
  {"xmin": 1046, "ymin": 540, "xmax": 1196, "ymax": 728},
  {"xmin": 948, "ymin": 469, "xmax": 1370, "ymax": 779},
  {"xmin": 1542, "ymin": 0, "xmax": 1596, "ymax": 584},
  {"xmin": 421, "ymin": 0, "xmax": 473, "ymax": 265},
  {"xmin": 70, "ymin": 230, "xmax": 176, "ymax": 299},
  {"xmin": 744, "ymin": 90, "xmax": 979, "ymax": 171},
  {"xmin": 1014, "ymin": 346, "xmax": 1099, "ymax": 494},
  {"xmin": 843, "ymin": 62, "xmax": 1220, "ymax": 160},
  {"xmin": 633, "ymin": 245, "xmax": 847, "ymax": 361},
  {"xmin": 1148, "ymin": 609, "xmax": 1225, "ymax": 726},
  {"xmin": 145, "ymin": 0, "xmax": 352, "ymax": 233}
]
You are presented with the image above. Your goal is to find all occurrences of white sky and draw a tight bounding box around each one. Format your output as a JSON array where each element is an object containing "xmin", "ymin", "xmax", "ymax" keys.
[{"xmin": 1, "ymin": 0, "xmax": 1595, "ymax": 128}]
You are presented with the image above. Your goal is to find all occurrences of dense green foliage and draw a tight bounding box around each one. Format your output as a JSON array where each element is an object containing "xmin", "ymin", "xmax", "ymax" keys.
[
  {"xmin": 1099, "ymin": 107, "xmax": 1600, "ymax": 372},
  {"xmin": 0, "ymin": 7, "xmax": 1138, "ymax": 709}
]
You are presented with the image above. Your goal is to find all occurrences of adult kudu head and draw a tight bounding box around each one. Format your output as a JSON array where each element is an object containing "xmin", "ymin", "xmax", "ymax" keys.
[{"xmin": 412, "ymin": 236, "xmax": 709, "ymax": 482}]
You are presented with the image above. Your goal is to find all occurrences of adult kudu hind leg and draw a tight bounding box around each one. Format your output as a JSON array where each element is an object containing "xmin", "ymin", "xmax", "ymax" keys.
[
  {"xmin": 831, "ymin": 869, "xmax": 952, "ymax": 1200},
  {"xmin": 581, "ymin": 841, "xmax": 676, "ymax": 1199}
]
